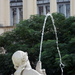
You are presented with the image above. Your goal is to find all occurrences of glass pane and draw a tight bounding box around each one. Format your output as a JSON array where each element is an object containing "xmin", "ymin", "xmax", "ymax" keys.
[
  {"xmin": 13, "ymin": 8, "xmax": 17, "ymax": 25},
  {"xmin": 19, "ymin": 8, "xmax": 23, "ymax": 20},
  {"xmin": 66, "ymin": 4, "xmax": 70, "ymax": 18},
  {"xmin": 46, "ymin": 6, "xmax": 50, "ymax": 14},
  {"xmin": 59, "ymin": 5, "xmax": 64, "ymax": 14},
  {"xmin": 39, "ymin": 6, "xmax": 43, "ymax": 15}
]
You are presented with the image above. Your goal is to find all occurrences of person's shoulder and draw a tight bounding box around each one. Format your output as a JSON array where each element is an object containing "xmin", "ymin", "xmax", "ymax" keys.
[{"xmin": 23, "ymin": 69, "xmax": 41, "ymax": 75}]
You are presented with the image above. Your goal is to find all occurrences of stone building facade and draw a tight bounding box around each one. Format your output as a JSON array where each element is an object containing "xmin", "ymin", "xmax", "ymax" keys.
[{"xmin": 0, "ymin": 0, "xmax": 75, "ymax": 34}]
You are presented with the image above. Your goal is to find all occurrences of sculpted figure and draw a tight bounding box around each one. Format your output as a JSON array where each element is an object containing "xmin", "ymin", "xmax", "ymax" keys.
[
  {"xmin": 36, "ymin": 61, "xmax": 46, "ymax": 75},
  {"xmin": 12, "ymin": 51, "xmax": 46, "ymax": 75},
  {"xmin": 12, "ymin": 51, "xmax": 41, "ymax": 75}
]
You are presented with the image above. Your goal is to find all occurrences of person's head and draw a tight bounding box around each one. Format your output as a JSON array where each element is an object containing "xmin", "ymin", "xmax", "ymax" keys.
[{"xmin": 12, "ymin": 50, "xmax": 28, "ymax": 69}]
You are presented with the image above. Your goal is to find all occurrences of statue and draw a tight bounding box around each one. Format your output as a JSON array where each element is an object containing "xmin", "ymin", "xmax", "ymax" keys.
[
  {"xmin": 12, "ymin": 51, "xmax": 46, "ymax": 75},
  {"xmin": 0, "ymin": 47, "xmax": 6, "ymax": 54},
  {"xmin": 36, "ymin": 61, "xmax": 46, "ymax": 75}
]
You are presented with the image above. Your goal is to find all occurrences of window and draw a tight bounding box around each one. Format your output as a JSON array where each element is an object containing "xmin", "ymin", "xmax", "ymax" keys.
[
  {"xmin": 57, "ymin": 0, "xmax": 70, "ymax": 17},
  {"xmin": 46, "ymin": 6, "xmax": 50, "ymax": 14},
  {"xmin": 66, "ymin": 4, "xmax": 70, "ymax": 18},
  {"xmin": 13, "ymin": 8, "xmax": 17, "ymax": 25},
  {"xmin": 19, "ymin": 8, "xmax": 23, "ymax": 20},
  {"xmin": 38, "ymin": 6, "xmax": 43, "ymax": 15},
  {"xmin": 59, "ymin": 4, "xmax": 64, "ymax": 14}
]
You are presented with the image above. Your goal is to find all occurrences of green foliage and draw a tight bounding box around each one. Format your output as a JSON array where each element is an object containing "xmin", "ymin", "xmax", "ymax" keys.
[
  {"xmin": 0, "ymin": 53, "xmax": 14, "ymax": 75},
  {"xmin": 41, "ymin": 40, "xmax": 57, "ymax": 74},
  {"xmin": 62, "ymin": 54, "xmax": 75, "ymax": 75},
  {"xmin": 0, "ymin": 13, "xmax": 75, "ymax": 75},
  {"xmin": 68, "ymin": 37, "xmax": 75, "ymax": 53}
]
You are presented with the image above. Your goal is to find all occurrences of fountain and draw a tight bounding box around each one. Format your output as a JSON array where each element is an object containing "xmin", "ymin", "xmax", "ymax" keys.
[
  {"xmin": 39, "ymin": 13, "xmax": 65, "ymax": 75},
  {"xmin": 12, "ymin": 51, "xmax": 46, "ymax": 75},
  {"xmin": 12, "ymin": 13, "xmax": 64, "ymax": 75}
]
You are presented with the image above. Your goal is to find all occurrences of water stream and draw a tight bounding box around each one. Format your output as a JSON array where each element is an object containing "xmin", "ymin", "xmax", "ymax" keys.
[{"xmin": 39, "ymin": 13, "xmax": 65, "ymax": 75}]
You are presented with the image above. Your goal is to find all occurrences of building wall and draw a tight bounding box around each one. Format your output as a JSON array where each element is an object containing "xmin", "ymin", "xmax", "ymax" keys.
[
  {"xmin": 10, "ymin": 0, "xmax": 23, "ymax": 26},
  {"xmin": 50, "ymin": 0, "xmax": 57, "ymax": 13},
  {"xmin": 0, "ymin": 0, "xmax": 38, "ymax": 34},
  {"xmin": 0, "ymin": 0, "xmax": 75, "ymax": 27},
  {"xmin": 23, "ymin": 0, "xmax": 37, "ymax": 19},
  {"xmin": 37, "ymin": 0, "xmax": 70, "ymax": 18},
  {"xmin": 0, "ymin": 0, "xmax": 10, "ymax": 26},
  {"xmin": 0, "ymin": 0, "xmax": 37, "ymax": 27},
  {"xmin": 70, "ymin": 0, "xmax": 75, "ymax": 16},
  {"xmin": 0, "ymin": 28, "xmax": 4, "ymax": 35},
  {"xmin": 0, "ymin": 0, "xmax": 5, "ymax": 26}
]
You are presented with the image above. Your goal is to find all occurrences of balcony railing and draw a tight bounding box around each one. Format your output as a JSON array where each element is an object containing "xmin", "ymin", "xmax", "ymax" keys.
[
  {"xmin": 10, "ymin": 0, "xmax": 22, "ymax": 2},
  {"xmin": 3, "ymin": 26, "xmax": 16, "ymax": 32},
  {"xmin": 37, "ymin": 0, "xmax": 70, "ymax": 4},
  {"xmin": 0, "ymin": 26, "xmax": 16, "ymax": 34},
  {"xmin": 57, "ymin": 0, "xmax": 70, "ymax": 2},
  {"xmin": 10, "ymin": 2, "xmax": 23, "ymax": 7},
  {"xmin": 37, "ymin": 0, "xmax": 50, "ymax": 4}
]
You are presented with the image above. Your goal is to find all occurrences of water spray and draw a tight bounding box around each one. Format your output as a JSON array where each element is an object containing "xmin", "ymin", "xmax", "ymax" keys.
[{"xmin": 39, "ymin": 13, "xmax": 65, "ymax": 75}]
